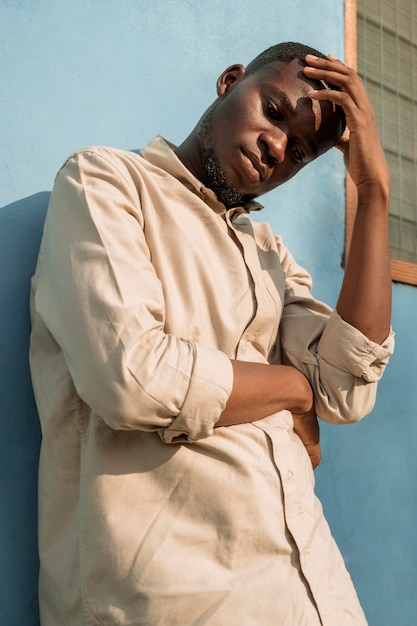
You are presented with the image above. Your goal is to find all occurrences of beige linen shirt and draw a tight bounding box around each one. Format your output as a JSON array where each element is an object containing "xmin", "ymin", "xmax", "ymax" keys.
[{"xmin": 30, "ymin": 137, "xmax": 394, "ymax": 626}]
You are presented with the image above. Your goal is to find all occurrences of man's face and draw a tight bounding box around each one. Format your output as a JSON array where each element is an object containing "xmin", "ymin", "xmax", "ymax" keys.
[{"xmin": 198, "ymin": 59, "xmax": 343, "ymax": 207}]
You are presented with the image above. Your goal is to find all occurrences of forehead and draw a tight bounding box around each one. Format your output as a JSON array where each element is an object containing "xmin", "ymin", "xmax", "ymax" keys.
[
  {"xmin": 255, "ymin": 59, "xmax": 316, "ymax": 96},
  {"xmin": 256, "ymin": 59, "xmax": 312, "ymax": 89}
]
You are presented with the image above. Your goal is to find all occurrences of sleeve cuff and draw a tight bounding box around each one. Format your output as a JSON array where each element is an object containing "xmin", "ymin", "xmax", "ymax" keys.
[
  {"xmin": 317, "ymin": 310, "xmax": 395, "ymax": 383},
  {"xmin": 158, "ymin": 344, "xmax": 233, "ymax": 443}
]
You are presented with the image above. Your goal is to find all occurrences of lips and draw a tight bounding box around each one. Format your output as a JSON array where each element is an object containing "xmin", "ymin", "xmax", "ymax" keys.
[{"xmin": 240, "ymin": 149, "xmax": 267, "ymax": 185}]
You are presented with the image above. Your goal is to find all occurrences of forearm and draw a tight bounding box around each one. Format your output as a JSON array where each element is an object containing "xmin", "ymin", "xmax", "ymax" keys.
[
  {"xmin": 305, "ymin": 54, "xmax": 392, "ymax": 346},
  {"xmin": 337, "ymin": 182, "xmax": 392, "ymax": 344},
  {"xmin": 216, "ymin": 360, "xmax": 313, "ymax": 426}
]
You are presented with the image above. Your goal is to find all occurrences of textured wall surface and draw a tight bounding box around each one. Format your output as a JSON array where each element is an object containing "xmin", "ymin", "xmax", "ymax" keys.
[{"xmin": 1, "ymin": 2, "xmax": 415, "ymax": 624}]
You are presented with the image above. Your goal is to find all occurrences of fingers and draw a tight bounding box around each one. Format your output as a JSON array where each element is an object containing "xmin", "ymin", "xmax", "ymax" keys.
[
  {"xmin": 305, "ymin": 442, "xmax": 322, "ymax": 470},
  {"xmin": 303, "ymin": 54, "xmax": 368, "ymax": 111},
  {"xmin": 292, "ymin": 409, "xmax": 321, "ymax": 469},
  {"xmin": 302, "ymin": 54, "xmax": 389, "ymax": 197},
  {"xmin": 305, "ymin": 53, "xmax": 352, "ymax": 76},
  {"xmin": 304, "ymin": 53, "xmax": 357, "ymax": 87},
  {"xmin": 303, "ymin": 54, "xmax": 380, "ymax": 147}
]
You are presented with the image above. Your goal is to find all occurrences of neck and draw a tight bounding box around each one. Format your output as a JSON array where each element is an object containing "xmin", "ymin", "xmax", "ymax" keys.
[{"xmin": 174, "ymin": 130, "xmax": 206, "ymax": 183}]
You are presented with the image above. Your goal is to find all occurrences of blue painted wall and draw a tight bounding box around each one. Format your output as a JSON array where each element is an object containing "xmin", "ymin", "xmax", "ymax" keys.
[{"xmin": 1, "ymin": 2, "xmax": 415, "ymax": 624}]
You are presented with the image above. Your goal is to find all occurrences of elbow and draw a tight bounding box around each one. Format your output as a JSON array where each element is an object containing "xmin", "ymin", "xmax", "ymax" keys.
[
  {"xmin": 75, "ymin": 369, "xmax": 175, "ymax": 432},
  {"xmin": 69, "ymin": 333, "xmax": 195, "ymax": 432},
  {"xmin": 315, "ymin": 381, "xmax": 377, "ymax": 425}
]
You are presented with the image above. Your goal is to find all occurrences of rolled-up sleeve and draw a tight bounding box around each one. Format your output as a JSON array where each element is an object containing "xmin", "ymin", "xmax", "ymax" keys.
[
  {"xmin": 32, "ymin": 148, "xmax": 233, "ymax": 440},
  {"xmin": 317, "ymin": 310, "xmax": 394, "ymax": 383},
  {"xmin": 277, "ymin": 241, "xmax": 395, "ymax": 424}
]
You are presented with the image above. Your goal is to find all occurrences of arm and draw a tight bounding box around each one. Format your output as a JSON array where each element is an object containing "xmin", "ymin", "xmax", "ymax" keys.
[
  {"xmin": 33, "ymin": 148, "xmax": 233, "ymax": 440},
  {"xmin": 304, "ymin": 54, "xmax": 392, "ymax": 344},
  {"xmin": 272, "ymin": 56, "xmax": 393, "ymax": 432},
  {"xmin": 217, "ymin": 360, "xmax": 313, "ymax": 425},
  {"xmin": 36, "ymin": 148, "xmax": 318, "ymax": 454},
  {"xmin": 216, "ymin": 360, "xmax": 320, "ymax": 470},
  {"xmin": 228, "ymin": 60, "xmax": 393, "ymax": 452}
]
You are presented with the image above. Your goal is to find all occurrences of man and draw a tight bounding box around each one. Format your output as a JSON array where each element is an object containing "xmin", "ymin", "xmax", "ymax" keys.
[{"xmin": 30, "ymin": 42, "xmax": 394, "ymax": 625}]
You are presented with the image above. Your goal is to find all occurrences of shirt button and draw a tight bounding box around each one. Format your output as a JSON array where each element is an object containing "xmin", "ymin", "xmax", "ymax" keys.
[{"xmin": 287, "ymin": 470, "xmax": 294, "ymax": 480}]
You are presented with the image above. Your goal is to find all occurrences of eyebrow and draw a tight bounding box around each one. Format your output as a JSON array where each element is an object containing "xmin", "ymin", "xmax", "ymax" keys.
[{"xmin": 276, "ymin": 90, "xmax": 296, "ymax": 118}]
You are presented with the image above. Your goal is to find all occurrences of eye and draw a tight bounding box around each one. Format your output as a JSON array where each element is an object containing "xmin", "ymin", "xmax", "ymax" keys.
[
  {"xmin": 265, "ymin": 99, "xmax": 281, "ymax": 121},
  {"xmin": 290, "ymin": 143, "xmax": 304, "ymax": 164}
]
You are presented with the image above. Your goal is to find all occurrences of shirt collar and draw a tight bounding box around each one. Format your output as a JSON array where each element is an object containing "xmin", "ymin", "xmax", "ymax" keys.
[{"xmin": 139, "ymin": 136, "xmax": 263, "ymax": 217}]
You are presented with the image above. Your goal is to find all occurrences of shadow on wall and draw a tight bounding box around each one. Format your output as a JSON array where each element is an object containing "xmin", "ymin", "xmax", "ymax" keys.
[{"xmin": 0, "ymin": 192, "xmax": 50, "ymax": 626}]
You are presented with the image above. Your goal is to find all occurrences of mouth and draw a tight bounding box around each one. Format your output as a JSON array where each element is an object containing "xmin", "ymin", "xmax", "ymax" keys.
[{"xmin": 240, "ymin": 149, "xmax": 266, "ymax": 185}]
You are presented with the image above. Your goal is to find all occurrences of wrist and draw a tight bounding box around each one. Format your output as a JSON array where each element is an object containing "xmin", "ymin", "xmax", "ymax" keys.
[
  {"xmin": 284, "ymin": 366, "xmax": 313, "ymax": 414},
  {"xmin": 356, "ymin": 178, "xmax": 391, "ymax": 208}
]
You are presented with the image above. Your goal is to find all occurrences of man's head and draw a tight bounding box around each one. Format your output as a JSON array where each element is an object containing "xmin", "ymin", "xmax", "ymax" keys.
[{"xmin": 186, "ymin": 41, "xmax": 346, "ymax": 208}]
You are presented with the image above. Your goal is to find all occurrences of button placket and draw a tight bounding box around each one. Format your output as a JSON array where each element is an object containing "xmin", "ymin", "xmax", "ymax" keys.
[
  {"xmin": 226, "ymin": 214, "xmax": 277, "ymax": 356},
  {"xmin": 254, "ymin": 421, "xmax": 327, "ymax": 617}
]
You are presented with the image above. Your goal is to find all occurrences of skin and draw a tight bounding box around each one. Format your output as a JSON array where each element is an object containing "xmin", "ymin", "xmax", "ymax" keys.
[
  {"xmin": 175, "ymin": 54, "xmax": 391, "ymax": 469},
  {"xmin": 177, "ymin": 59, "xmax": 343, "ymax": 203}
]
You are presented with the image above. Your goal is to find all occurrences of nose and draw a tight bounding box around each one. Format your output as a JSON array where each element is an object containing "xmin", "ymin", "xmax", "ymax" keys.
[{"xmin": 260, "ymin": 128, "xmax": 288, "ymax": 164}]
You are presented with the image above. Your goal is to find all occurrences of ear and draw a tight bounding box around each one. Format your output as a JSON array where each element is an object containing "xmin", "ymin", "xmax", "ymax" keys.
[{"xmin": 216, "ymin": 64, "xmax": 246, "ymax": 96}]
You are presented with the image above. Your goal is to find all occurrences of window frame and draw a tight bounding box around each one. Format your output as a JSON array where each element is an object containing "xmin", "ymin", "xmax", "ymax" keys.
[{"xmin": 345, "ymin": 0, "xmax": 417, "ymax": 285}]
